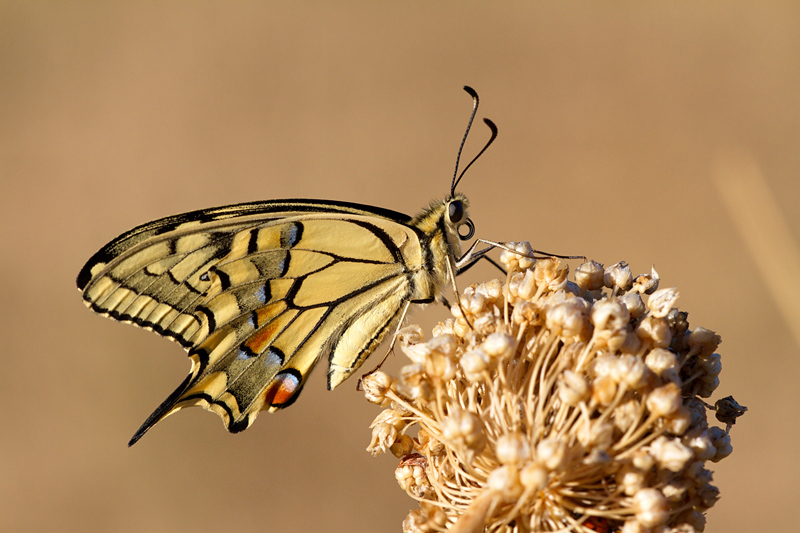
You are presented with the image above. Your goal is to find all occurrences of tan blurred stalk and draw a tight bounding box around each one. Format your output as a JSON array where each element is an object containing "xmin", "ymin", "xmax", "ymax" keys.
[{"xmin": 714, "ymin": 150, "xmax": 800, "ymax": 348}]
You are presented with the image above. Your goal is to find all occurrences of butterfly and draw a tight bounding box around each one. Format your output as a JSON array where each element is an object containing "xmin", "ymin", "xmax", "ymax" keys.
[{"xmin": 77, "ymin": 86, "xmax": 505, "ymax": 446}]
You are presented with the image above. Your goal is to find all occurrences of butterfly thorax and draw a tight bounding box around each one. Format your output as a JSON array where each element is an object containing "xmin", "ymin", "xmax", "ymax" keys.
[{"xmin": 407, "ymin": 193, "xmax": 469, "ymax": 303}]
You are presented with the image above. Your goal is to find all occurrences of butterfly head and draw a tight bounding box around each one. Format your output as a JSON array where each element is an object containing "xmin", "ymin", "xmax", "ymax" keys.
[{"xmin": 446, "ymin": 195, "xmax": 475, "ymax": 241}]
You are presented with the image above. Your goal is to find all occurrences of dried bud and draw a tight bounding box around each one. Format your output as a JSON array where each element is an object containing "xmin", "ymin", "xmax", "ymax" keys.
[
  {"xmin": 397, "ymin": 364, "xmax": 431, "ymax": 400},
  {"xmin": 460, "ymin": 285, "xmax": 489, "ymax": 316},
  {"xmin": 714, "ymin": 395, "xmax": 747, "ymax": 429},
  {"xmin": 395, "ymin": 454, "xmax": 431, "ymax": 498},
  {"xmin": 664, "ymin": 406, "xmax": 693, "ymax": 436},
  {"xmin": 707, "ymin": 426, "xmax": 733, "ymax": 461},
  {"xmin": 511, "ymin": 300, "xmax": 541, "ymax": 326},
  {"xmin": 675, "ymin": 510, "xmax": 706, "ymax": 532},
  {"xmin": 591, "ymin": 298, "xmax": 631, "ymax": 331},
  {"xmin": 650, "ymin": 436, "xmax": 694, "ymax": 472},
  {"xmin": 496, "ymin": 433, "xmax": 531, "ymax": 466},
  {"xmin": 632, "ymin": 266, "xmax": 660, "ymax": 294},
  {"xmin": 475, "ymin": 278, "xmax": 504, "ymax": 303},
  {"xmin": 604, "ymin": 261, "xmax": 633, "ymax": 291},
  {"xmin": 401, "ymin": 341, "xmax": 431, "ymax": 365},
  {"xmin": 618, "ymin": 463, "xmax": 646, "ymax": 496},
  {"xmin": 397, "ymin": 325, "xmax": 424, "ymax": 344},
  {"xmin": 482, "ymin": 332, "xmax": 516, "ymax": 360},
  {"xmin": 432, "ymin": 318, "xmax": 457, "ymax": 337},
  {"xmin": 697, "ymin": 375, "xmax": 720, "ymax": 398},
  {"xmin": 424, "ymin": 347, "xmax": 457, "ymax": 381},
  {"xmin": 536, "ymin": 438, "xmax": 566, "ymax": 471},
  {"xmin": 636, "ymin": 315, "xmax": 672, "ymax": 348},
  {"xmin": 684, "ymin": 428, "xmax": 716, "ymax": 462},
  {"xmin": 647, "ymin": 287, "xmax": 679, "ymax": 318},
  {"xmin": 361, "ymin": 370, "xmax": 395, "ymax": 406},
  {"xmin": 547, "ymin": 300, "xmax": 589, "ymax": 338},
  {"xmin": 499, "ymin": 241, "xmax": 535, "ymax": 272},
  {"xmin": 696, "ymin": 483, "xmax": 721, "ymax": 509},
  {"xmin": 391, "ymin": 434, "xmax": 416, "ymax": 458},
  {"xmin": 368, "ymin": 410, "xmax": 405, "ymax": 457},
  {"xmin": 460, "ymin": 348, "xmax": 491, "ymax": 382},
  {"xmin": 520, "ymin": 463, "xmax": 548, "ymax": 492},
  {"xmin": 702, "ymin": 353, "xmax": 722, "ymax": 377},
  {"xmin": 558, "ymin": 370, "xmax": 590, "ymax": 405},
  {"xmin": 645, "ymin": 348, "xmax": 680, "ymax": 383},
  {"xmin": 534, "ymin": 258, "xmax": 567, "ymax": 291},
  {"xmin": 575, "ymin": 260, "xmax": 605, "ymax": 291},
  {"xmin": 592, "ymin": 374, "xmax": 618, "ymax": 406},
  {"xmin": 688, "ymin": 327, "xmax": 721, "ymax": 358},
  {"xmin": 613, "ymin": 399, "xmax": 641, "ymax": 433},
  {"xmin": 633, "ymin": 488, "xmax": 669, "ymax": 527},
  {"xmin": 506, "ymin": 269, "xmax": 535, "ymax": 304},
  {"xmin": 487, "ymin": 464, "xmax": 523, "ymax": 501},
  {"xmin": 442, "ymin": 409, "xmax": 486, "ymax": 453},
  {"xmin": 646, "ymin": 382, "xmax": 682, "ymax": 417},
  {"xmin": 620, "ymin": 292, "xmax": 646, "ymax": 319},
  {"xmin": 612, "ymin": 354, "xmax": 649, "ymax": 389}
]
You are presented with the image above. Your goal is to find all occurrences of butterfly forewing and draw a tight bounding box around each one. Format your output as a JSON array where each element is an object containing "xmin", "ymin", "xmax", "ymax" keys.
[{"xmin": 78, "ymin": 199, "xmax": 460, "ymax": 443}]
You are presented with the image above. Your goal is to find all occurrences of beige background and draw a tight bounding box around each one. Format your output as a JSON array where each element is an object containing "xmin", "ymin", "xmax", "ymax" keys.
[{"xmin": 2, "ymin": 3, "xmax": 797, "ymax": 532}]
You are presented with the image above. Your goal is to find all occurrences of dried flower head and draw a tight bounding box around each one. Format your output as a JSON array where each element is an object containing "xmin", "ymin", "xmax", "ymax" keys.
[{"xmin": 363, "ymin": 248, "xmax": 743, "ymax": 533}]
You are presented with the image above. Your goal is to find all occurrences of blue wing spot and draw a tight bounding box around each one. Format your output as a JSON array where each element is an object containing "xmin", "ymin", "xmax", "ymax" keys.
[
  {"xmin": 236, "ymin": 346, "xmax": 257, "ymax": 360},
  {"xmin": 255, "ymin": 282, "xmax": 271, "ymax": 304},
  {"xmin": 278, "ymin": 255, "xmax": 289, "ymax": 277},
  {"xmin": 264, "ymin": 347, "xmax": 285, "ymax": 368},
  {"xmin": 280, "ymin": 222, "xmax": 304, "ymax": 249}
]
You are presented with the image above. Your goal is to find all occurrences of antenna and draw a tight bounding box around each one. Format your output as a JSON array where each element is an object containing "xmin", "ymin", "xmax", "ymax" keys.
[{"xmin": 450, "ymin": 86, "xmax": 498, "ymax": 195}]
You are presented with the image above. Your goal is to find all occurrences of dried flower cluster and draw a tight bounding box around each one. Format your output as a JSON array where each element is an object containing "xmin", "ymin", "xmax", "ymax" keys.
[{"xmin": 362, "ymin": 243, "xmax": 744, "ymax": 533}]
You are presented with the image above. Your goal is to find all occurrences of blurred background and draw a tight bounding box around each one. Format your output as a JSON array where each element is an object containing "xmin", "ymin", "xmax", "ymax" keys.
[{"xmin": 2, "ymin": 3, "xmax": 797, "ymax": 532}]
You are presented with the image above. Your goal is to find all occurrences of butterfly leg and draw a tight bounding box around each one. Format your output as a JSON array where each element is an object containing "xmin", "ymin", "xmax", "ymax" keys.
[
  {"xmin": 446, "ymin": 255, "xmax": 476, "ymax": 330},
  {"xmin": 456, "ymin": 239, "xmax": 584, "ymax": 275},
  {"xmin": 454, "ymin": 239, "xmax": 499, "ymax": 275}
]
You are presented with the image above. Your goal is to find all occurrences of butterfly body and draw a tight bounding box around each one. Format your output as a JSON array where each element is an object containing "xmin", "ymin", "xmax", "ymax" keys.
[{"xmin": 78, "ymin": 195, "xmax": 471, "ymax": 444}]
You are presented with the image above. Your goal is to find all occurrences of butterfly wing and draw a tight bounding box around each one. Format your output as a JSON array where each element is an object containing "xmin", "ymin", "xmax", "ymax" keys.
[{"xmin": 78, "ymin": 200, "xmax": 427, "ymax": 443}]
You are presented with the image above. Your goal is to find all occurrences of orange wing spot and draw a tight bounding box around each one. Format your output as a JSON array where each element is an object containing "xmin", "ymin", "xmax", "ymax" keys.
[
  {"xmin": 245, "ymin": 319, "xmax": 283, "ymax": 355},
  {"xmin": 254, "ymin": 300, "xmax": 286, "ymax": 326},
  {"xmin": 263, "ymin": 372, "xmax": 301, "ymax": 407},
  {"xmin": 245, "ymin": 302, "xmax": 292, "ymax": 354}
]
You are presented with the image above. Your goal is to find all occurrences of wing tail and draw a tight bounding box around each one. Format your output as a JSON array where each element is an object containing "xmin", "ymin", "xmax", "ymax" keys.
[{"xmin": 128, "ymin": 372, "xmax": 194, "ymax": 446}]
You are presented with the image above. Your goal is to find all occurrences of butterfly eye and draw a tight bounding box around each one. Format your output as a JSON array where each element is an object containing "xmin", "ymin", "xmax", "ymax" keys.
[
  {"xmin": 448, "ymin": 200, "xmax": 465, "ymax": 224},
  {"xmin": 458, "ymin": 218, "xmax": 475, "ymax": 240}
]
